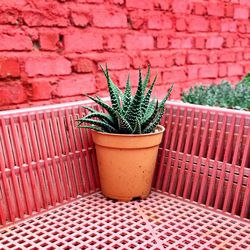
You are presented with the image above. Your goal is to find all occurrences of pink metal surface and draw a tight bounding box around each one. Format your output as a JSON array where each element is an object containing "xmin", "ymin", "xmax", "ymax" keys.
[
  {"xmin": 0, "ymin": 100, "xmax": 249, "ymax": 249},
  {"xmin": 153, "ymin": 102, "xmax": 250, "ymax": 220},
  {"xmin": 0, "ymin": 192, "xmax": 249, "ymax": 250},
  {"xmin": 0, "ymin": 100, "xmax": 101, "ymax": 226}
]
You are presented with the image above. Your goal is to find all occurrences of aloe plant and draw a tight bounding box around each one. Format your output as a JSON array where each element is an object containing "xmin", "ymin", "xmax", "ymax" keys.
[{"xmin": 77, "ymin": 65, "xmax": 173, "ymax": 134}]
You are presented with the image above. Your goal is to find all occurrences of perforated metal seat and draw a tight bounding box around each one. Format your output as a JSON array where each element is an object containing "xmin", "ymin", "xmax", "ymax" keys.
[
  {"xmin": 1, "ymin": 192, "xmax": 249, "ymax": 250},
  {"xmin": 0, "ymin": 100, "xmax": 249, "ymax": 250}
]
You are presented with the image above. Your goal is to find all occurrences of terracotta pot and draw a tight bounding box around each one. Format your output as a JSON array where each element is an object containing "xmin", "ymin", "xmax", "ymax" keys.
[{"xmin": 91, "ymin": 125, "xmax": 165, "ymax": 201}]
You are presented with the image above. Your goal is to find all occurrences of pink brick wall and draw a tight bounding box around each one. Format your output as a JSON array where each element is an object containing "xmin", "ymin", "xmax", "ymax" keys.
[{"xmin": 0, "ymin": 0, "xmax": 250, "ymax": 110}]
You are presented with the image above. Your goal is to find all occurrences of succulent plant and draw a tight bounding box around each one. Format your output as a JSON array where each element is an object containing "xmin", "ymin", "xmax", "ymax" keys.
[
  {"xmin": 77, "ymin": 65, "xmax": 173, "ymax": 134},
  {"xmin": 181, "ymin": 74, "xmax": 250, "ymax": 111}
]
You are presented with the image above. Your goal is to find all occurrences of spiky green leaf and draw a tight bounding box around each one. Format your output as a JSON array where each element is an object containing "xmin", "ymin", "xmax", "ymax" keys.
[
  {"xmin": 100, "ymin": 64, "xmax": 123, "ymax": 99},
  {"xmin": 125, "ymin": 69, "xmax": 143, "ymax": 127},
  {"xmin": 143, "ymin": 98, "xmax": 156, "ymax": 121},
  {"xmin": 142, "ymin": 100, "xmax": 159, "ymax": 130},
  {"xmin": 86, "ymin": 95, "xmax": 117, "ymax": 121},
  {"xmin": 122, "ymin": 74, "xmax": 132, "ymax": 114},
  {"xmin": 115, "ymin": 111, "xmax": 133, "ymax": 133},
  {"xmin": 141, "ymin": 75, "xmax": 157, "ymax": 115},
  {"xmin": 142, "ymin": 64, "xmax": 150, "ymax": 92},
  {"xmin": 159, "ymin": 83, "xmax": 174, "ymax": 109},
  {"xmin": 81, "ymin": 106, "xmax": 98, "ymax": 113},
  {"xmin": 132, "ymin": 118, "xmax": 141, "ymax": 134},
  {"xmin": 78, "ymin": 125, "xmax": 105, "ymax": 132},
  {"xmin": 142, "ymin": 107, "xmax": 164, "ymax": 133},
  {"xmin": 100, "ymin": 65, "xmax": 121, "ymax": 112},
  {"xmin": 79, "ymin": 118, "xmax": 117, "ymax": 133},
  {"xmin": 77, "ymin": 112, "xmax": 114, "ymax": 125}
]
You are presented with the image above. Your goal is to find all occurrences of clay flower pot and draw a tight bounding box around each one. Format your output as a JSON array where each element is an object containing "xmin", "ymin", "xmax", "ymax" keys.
[{"xmin": 92, "ymin": 125, "xmax": 165, "ymax": 201}]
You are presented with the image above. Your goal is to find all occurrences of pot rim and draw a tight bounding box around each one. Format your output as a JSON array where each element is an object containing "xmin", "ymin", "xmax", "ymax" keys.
[{"xmin": 92, "ymin": 125, "xmax": 165, "ymax": 137}]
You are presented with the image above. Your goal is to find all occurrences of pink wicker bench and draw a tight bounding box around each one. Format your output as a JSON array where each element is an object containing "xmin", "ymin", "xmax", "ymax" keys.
[{"xmin": 0, "ymin": 100, "xmax": 249, "ymax": 250}]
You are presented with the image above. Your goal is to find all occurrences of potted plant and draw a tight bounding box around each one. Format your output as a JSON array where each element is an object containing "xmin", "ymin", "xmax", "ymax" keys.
[{"xmin": 77, "ymin": 65, "xmax": 173, "ymax": 201}]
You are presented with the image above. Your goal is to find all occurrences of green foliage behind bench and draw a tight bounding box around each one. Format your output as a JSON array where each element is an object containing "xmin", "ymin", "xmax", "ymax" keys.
[{"xmin": 181, "ymin": 74, "xmax": 250, "ymax": 111}]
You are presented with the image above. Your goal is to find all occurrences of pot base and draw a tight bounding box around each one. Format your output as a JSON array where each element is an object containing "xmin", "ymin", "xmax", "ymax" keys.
[{"xmin": 103, "ymin": 192, "xmax": 150, "ymax": 202}]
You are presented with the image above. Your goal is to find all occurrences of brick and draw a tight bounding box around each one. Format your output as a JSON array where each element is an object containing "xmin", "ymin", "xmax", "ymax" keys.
[
  {"xmin": 129, "ymin": 10, "xmax": 145, "ymax": 30},
  {"xmin": 172, "ymin": 0, "xmax": 189, "ymax": 14},
  {"xmin": 100, "ymin": 54, "xmax": 130, "ymax": 70},
  {"xmin": 117, "ymin": 69, "xmax": 143, "ymax": 88},
  {"xmin": 199, "ymin": 65, "xmax": 218, "ymax": 78},
  {"xmin": 193, "ymin": 3, "xmax": 206, "ymax": 15},
  {"xmin": 0, "ymin": 0, "xmax": 27, "ymax": 7},
  {"xmin": 225, "ymin": 4, "xmax": 234, "ymax": 17},
  {"xmin": 85, "ymin": 0, "xmax": 104, "ymax": 2},
  {"xmin": 112, "ymin": 0, "xmax": 124, "ymax": 4},
  {"xmin": 25, "ymin": 57, "xmax": 71, "ymax": 77},
  {"xmin": 218, "ymin": 52, "xmax": 236, "ymax": 62},
  {"xmin": 188, "ymin": 54, "xmax": 207, "ymax": 64},
  {"xmin": 93, "ymin": 10, "xmax": 127, "ymax": 28},
  {"xmin": 131, "ymin": 54, "xmax": 147, "ymax": 68},
  {"xmin": 188, "ymin": 66, "xmax": 198, "ymax": 80},
  {"xmin": 244, "ymin": 52, "xmax": 250, "ymax": 60},
  {"xmin": 225, "ymin": 37, "xmax": 234, "ymax": 48},
  {"xmin": 154, "ymin": 0, "xmax": 169, "ymax": 10},
  {"xmin": 234, "ymin": 7, "xmax": 249, "ymax": 19},
  {"xmin": 236, "ymin": 52, "xmax": 243, "ymax": 61},
  {"xmin": 234, "ymin": 40, "xmax": 241, "ymax": 47},
  {"xmin": 170, "ymin": 39, "xmax": 181, "ymax": 49},
  {"xmin": 64, "ymin": 32, "xmax": 103, "ymax": 52},
  {"xmin": 96, "ymin": 70, "xmax": 119, "ymax": 90},
  {"xmin": 244, "ymin": 64, "xmax": 250, "ymax": 73},
  {"xmin": 174, "ymin": 53, "xmax": 186, "ymax": 66},
  {"xmin": 221, "ymin": 21, "xmax": 237, "ymax": 32},
  {"xmin": 209, "ymin": 52, "xmax": 218, "ymax": 64},
  {"xmin": 0, "ymin": 82, "xmax": 27, "ymax": 105},
  {"xmin": 31, "ymin": 80, "xmax": 54, "ymax": 100},
  {"xmin": 125, "ymin": 35, "xmax": 154, "ymax": 50},
  {"xmin": 126, "ymin": 0, "xmax": 153, "ymax": 9},
  {"xmin": 206, "ymin": 37, "xmax": 224, "ymax": 49},
  {"xmin": 227, "ymin": 64, "xmax": 243, "ymax": 76},
  {"xmin": 73, "ymin": 58, "xmax": 96, "ymax": 73},
  {"xmin": 239, "ymin": 24, "xmax": 246, "ymax": 33},
  {"xmin": 219, "ymin": 64, "xmax": 227, "ymax": 77},
  {"xmin": 246, "ymin": 24, "xmax": 250, "ymax": 33},
  {"xmin": 0, "ymin": 58, "xmax": 20, "ymax": 78},
  {"xmin": 195, "ymin": 37, "xmax": 206, "ymax": 49},
  {"xmin": 71, "ymin": 12, "xmax": 89, "ymax": 27},
  {"xmin": 241, "ymin": 38, "xmax": 248, "ymax": 47},
  {"xmin": 147, "ymin": 53, "xmax": 165, "ymax": 67},
  {"xmin": 163, "ymin": 69, "xmax": 187, "ymax": 83},
  {"xmin": 40, "ymin": 33, "xmax": 59, "ymax": 51},
  {"xmin": 22, "ymin": 8, "xmax": 68, "ymax": 27},
  {"xmin": 152, "ymin": 84, "xmax": 180, "ymax": 100},
  {"xmin": 157, "ymin": 36, "xmax": 168, "ymax": 49},
  {"xmin": 0, "ymin": 34, "xmax": 32, "ymax": 51},
  {"xmin": 240, "ymin": 0, "xmax": 250, "ymax": 6},
  {"xmin": 106, "ymin": 35, "xmax": 122, "ymax": 49},
  {"xmin": 0, "ymin": 9, "xmax": 19, "ymax": 24},
  {"xmin": 148, "ymin": 14, "xmax": 172, "ymax": 30},
  {"xmin": 176, "ymin": 19, "xmax": 186, "ymax": 31},
  {"xmin": 165, "ymin": 56, "xmax": 174, "ymax": 67},
  {"xmin": 207, "ymin": 3, "xmax": 224, "ymax": 17},
  {"xmin": 188, "ymin": 16, "xmax": 209, "ymax": 32},
  {"xmin": 210, "ymin": 19, "xmax": 220, "ymax": 32},
  {"xmin": 181, "ymin": 38, "xmax": 193, "ymax": 49},
  {"xmin": 56, "ymin": 75, "xmax": 96, "ymax": 97}
]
